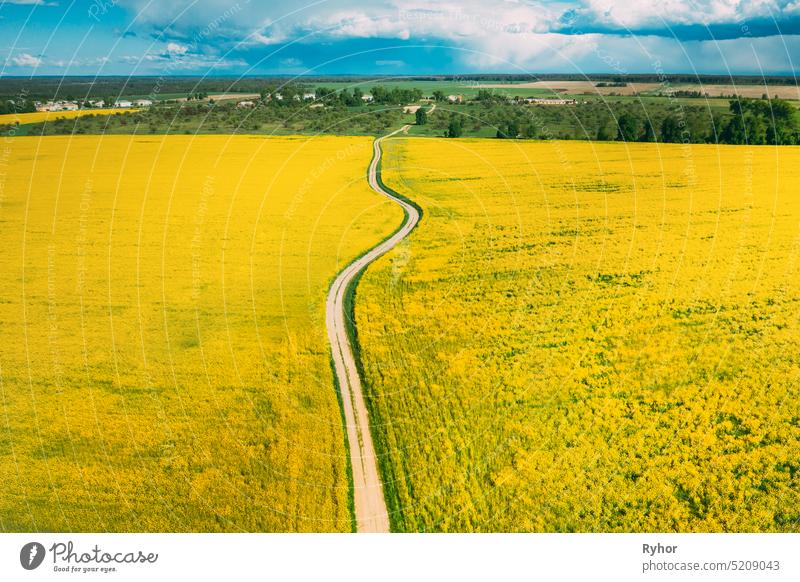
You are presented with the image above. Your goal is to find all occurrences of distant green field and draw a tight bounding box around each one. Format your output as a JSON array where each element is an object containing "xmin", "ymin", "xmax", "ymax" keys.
[
  {"xmin": 124, "ymin": 92, "xmax": 191, "ymax": 100},
  {"xmin": 315, "ymin": 80, "xmax": 800, "ymax": 110},
  {"xmin": 125, "ymin": 91, "xmax": 232, "ymax": 101},
  {"xmin": 584, "ymin": 94, "xmax": 731, "ymax": 110},
  {"xmin": 312, "ymin": 79, "xmax": 554, "ymax": 98}
]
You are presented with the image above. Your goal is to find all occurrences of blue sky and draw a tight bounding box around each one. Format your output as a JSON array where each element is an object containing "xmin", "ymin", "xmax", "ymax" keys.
[{"xmin": 1, "ymin": 0, "xmax": 800, "ymax": 76}]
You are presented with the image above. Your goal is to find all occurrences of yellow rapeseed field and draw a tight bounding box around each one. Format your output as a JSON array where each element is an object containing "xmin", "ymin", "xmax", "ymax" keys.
[
  {"xmin": 0, "ymin": 134, "xmax": 402, "ymax": 531},
  {"xmin": 0, "ymin": 109, "xmax": 137, "ymax": 125},
  {"xmin": 358, "ymin": 137, "xmax": 800, "ymax": 532}
]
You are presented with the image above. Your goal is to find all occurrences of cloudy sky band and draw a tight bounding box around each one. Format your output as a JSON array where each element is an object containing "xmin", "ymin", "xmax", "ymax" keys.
[{"xmin": 1, "ymin": 0, "xmax": 799, "ymax": 74}]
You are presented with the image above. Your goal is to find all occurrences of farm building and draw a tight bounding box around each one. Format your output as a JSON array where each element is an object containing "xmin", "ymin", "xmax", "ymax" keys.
[
  {"xmin": 36, "ymin": 100, "xmax": 79, "ymax": 112},
  {"xmin": 523, "ymin": 97, "xmax": 577, "ymax": 105}
]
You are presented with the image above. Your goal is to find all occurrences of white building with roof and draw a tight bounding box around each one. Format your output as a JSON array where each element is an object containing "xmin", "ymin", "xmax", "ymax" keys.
[
  {"xmin": 37, "ymin": 101, "xmax": 79, "ymax": 112},
  {"xmin": 523, "ymin": 97, "xmax": 577, "ymax": 105}
]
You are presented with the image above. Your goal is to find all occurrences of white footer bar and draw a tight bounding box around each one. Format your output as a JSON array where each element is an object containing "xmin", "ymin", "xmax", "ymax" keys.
[{"xmin": 1, "ymin": 533, "xmax": 797, "ymax": 581}]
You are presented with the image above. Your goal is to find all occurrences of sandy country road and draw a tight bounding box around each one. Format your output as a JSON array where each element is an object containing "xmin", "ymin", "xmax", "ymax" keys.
[{"xmin": 326, "ymin": 124, "xmax": 420, "ymax": 533}]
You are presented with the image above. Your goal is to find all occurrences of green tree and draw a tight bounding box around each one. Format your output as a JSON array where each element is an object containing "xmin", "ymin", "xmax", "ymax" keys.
[
  {"xmin": 720, "ymin": 115, "xmax": 745, "ymax": 144},
  {"xmin": 744, "ymin": 114, "xmax": 766, "ymax": 144},
  {"xmin": 616, "ymin": 113, "xmax": 641, "ymax": 142},
  {"xmin": 416, "ymin": 108, "xmax": 428, "ymax": 125},
  {"xmin": 521, "ymin": 124, "xmax": 538, "ymax": 139},
  {"xmin": 447, "ymin": 117, "xmax": 463, "ymax": 138},
  {"xmin": 641, "ymin": 120, "xmax": 656, "ymax": 142},
  {"xmin": 660, "ymin": 116, "xmax": 683, "ymax": 143},
  {"xmin": 596, "ymin": 122, "xmax": 613, "ymax": 141},
  {"xmin": 764, "ymin": 98, "xmax": 798, "ymax": 144},
  {"xmin": 496, "ymin": 119, "xmax": 519, "ymax": 139}
]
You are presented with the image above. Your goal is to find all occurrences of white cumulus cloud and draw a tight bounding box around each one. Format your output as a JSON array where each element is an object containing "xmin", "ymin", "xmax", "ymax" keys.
[
  {"xmin": 110, "ymin": 0, "xmax": 800, "ymax": 73},
  {"xmin": 10, "ymin": 52, "xmax": 42, "ymax": 66},
  {"xmin": 166, "ymin": 42, "xmax": 189, "ymax": 56}
]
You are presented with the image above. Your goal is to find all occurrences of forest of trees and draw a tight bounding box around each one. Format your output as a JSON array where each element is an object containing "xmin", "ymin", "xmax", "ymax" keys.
[
  {"xmin": 312, "ymin": 86, "xmax": 365, "ymax": 106},
  {"xmin": 20, "ymin": 97, "xmax": 404, "ymax": 137},
  {"xmin": 0, "ymin": 97, "xmax": 36, "ymax": 115},
  {"xmin": 718, "ymin": 98, "xmax": 799, "ymax": 144},
  {"xmin": 458, "ymin": 97, "xmax": 799, "ymax": 145},
  {"xmin": 261, "ymin": 85, "xmax": 424, "ymax": 107},
  {"xmin": 607, "ymin": 98, "xmax": 799, "ymax": 145},
  {"xmin": 368, "ymin": 86, "xmax": 424, "ymax": 104}
]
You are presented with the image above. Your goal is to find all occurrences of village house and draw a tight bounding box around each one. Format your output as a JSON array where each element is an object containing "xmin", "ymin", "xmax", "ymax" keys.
[
  {"xmin": 36, "ymin": 100, "xmax": 79, "ymax": 112},
  {"xmin": 523, "ymin": 97, "xmax": 577, "ymax": 105}
]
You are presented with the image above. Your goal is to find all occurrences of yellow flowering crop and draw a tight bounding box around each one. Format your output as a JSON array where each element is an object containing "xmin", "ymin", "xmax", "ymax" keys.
[
  {"xmin": 0, "ymin": 109, "xmax": 138, "ymax": 126},
  {"xmin": 357, "ymin": 137, "xmax": 800, "ymax": 532},
  {"xmin": 0, "ymin": 134, "xmax": 402, "ymax": 531}
]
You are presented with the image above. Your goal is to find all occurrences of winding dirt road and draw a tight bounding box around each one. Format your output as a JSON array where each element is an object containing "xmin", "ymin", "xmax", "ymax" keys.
[{"xmin": 326, "ymin": 125, "xmax": 420, "ymax": 533}]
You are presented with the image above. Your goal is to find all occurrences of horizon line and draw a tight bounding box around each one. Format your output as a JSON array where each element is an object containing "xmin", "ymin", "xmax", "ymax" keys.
[{"xmin": 1, "ymin": 72, "xmax": 799, "ymax": 80}]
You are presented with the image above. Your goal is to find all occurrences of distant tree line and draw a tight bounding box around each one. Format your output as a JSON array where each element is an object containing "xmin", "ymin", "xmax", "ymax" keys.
[
  {"xmin": 476, "ymin": 89, "xmax": 509, "ymax": 103},
  {"xmin": 313, "ymin": 86, "xmax": 366, "ymax": 106},
  {"xmin": 719, "ymin": 98, "xmax": 799, "ymax": 144},
  {"xmin": 368, "ymin": 86, "xmax": 423, "ymax": 104},
  {"xmin": 0, "ymin": 97, "xmax": 36, "ymax": 115},
  {"xmin": 672, "ymin": 90, "xmax": 708, "ymax": 98},
  {"xmin": 27, "ymin": 96, "xmax": 404, "ymax": 137},
  {"xmin": 607, "ymin": 98, "xmax": 799, "ymax": 145},
  {"xmin": 446, "ymin": 97, "xmax": 799, "ymax": 145},
  {"xmin": 3, "ymin": 74, "xmax": 798, "ymax": 104},
  {"xmin": 260, "ymin": 85, "xmax": 423, "ymax": 107},
  {"xmin": 11, "ymin": 81, "xmax": 800, "ymax": 146}
]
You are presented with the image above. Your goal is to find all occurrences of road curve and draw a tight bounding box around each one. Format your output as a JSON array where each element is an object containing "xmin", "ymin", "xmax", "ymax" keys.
[{"xmin": 326, "ymin": 125, "xmax": 419, "ymax": 533}]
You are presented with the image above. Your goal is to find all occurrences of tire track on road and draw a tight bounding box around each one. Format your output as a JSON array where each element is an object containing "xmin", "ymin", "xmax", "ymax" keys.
[{"xmin": 326, "ymin": 124, "xmax": 420, "ymax": 533}]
